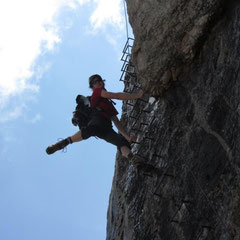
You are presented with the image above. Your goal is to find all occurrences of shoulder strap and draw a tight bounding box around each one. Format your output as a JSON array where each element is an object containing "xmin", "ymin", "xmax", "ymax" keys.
[{"xmin": 109, "ymin": 99, "xmax": 116, "ymax": 105}]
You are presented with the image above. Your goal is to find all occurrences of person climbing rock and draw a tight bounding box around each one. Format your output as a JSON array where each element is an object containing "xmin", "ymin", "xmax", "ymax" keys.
[{"xmin": 46, "ymin": 74, "xmax": 144, "ymax": 166}]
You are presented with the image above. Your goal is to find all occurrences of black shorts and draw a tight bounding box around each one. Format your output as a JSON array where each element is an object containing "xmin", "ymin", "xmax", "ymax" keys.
[{"xmin": 81, "ymin": 113, "xmax": 131, "ymax": 150}]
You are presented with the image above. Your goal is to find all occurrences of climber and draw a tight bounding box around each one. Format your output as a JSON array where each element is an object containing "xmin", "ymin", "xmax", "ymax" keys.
[{"xmin": 46, "ymin": 74, "xmax": 144, "ymax": 166}]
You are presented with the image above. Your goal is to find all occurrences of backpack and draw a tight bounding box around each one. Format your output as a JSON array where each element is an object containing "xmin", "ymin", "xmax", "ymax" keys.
[
  {"xmin": 72, "ymin": 94, "xmax": 116, "ymax": 129},
  {"xmin": 72, "ymin": 95, "xmax": 94, "ymax": 129}
]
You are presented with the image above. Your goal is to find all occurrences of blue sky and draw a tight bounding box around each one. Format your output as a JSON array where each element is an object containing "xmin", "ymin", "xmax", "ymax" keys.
[{"xmin": 0, "ymin": 1, "xmax": 132, "ymax": 239}]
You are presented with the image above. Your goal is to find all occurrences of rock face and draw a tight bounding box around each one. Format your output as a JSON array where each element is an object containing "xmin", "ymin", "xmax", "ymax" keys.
[
  {"xmin": 127, "ymin": 0, "xmax": 225, "ymax": 96},
  {"xmin": 107, "ymin": 1, "xmax": 240, "ymax": 240}
]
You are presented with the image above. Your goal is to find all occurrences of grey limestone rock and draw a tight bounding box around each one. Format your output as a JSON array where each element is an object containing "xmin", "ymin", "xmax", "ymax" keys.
[
  {"xmin": 107, "ymin": 0, "xmax": 240, "ymax": 239},
  {"xmin": 126, "ymin": 0, "xmax": 224, "ymax": 96}
]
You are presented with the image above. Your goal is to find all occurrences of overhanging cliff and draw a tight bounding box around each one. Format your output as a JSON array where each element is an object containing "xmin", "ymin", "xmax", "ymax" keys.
[{"xmin": 107, "ymin": 1, "xmax": 240, "ymax": 239}]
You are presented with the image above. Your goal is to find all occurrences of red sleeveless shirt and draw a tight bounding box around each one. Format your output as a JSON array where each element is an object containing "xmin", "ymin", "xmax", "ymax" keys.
[{"xmin": 90, "ymin": 87, "xmax": 118, "ymax": 120}]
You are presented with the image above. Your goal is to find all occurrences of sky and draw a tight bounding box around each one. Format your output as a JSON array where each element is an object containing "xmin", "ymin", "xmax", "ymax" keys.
[{"xmin": 0, "ymin": 1, "xmax": 133, "ymax": 239}]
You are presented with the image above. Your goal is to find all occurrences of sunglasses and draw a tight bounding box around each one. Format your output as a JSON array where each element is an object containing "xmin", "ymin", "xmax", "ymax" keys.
[
  {"xmin": 92, "ymin": 79, "xmax": 102, "ymax": 84},
  {"xmin": 90, "ymin": 78, "xmax": 104, "ymax": 87}
]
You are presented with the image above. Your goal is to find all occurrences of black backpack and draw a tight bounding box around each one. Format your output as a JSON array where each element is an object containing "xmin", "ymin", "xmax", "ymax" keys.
[
  {"xmin": 72, "ymin": 95, "xmax": 94, "ymax": 129},
  {"xmin": 72, "ymin": 94, "xmax": 116, "ymax": 129}
]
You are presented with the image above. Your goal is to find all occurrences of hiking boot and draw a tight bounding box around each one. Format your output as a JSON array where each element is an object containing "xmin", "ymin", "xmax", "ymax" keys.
[{"xmin": 46, "ymin": 137, "xmax": 71, "ymax": 155}]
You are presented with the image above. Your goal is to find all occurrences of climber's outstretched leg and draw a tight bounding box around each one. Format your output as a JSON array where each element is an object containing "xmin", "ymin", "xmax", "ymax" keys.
[
  {"xmin": 71, "ymin": 130, "xmax": 83, "ymax": 142},
  {"xmin": 46, "ymin": 130, "xmax": 83, "ymax": 155}
]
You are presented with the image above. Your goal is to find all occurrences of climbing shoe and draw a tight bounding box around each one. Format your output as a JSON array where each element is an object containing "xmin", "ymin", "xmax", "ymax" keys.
[
  {"xmin": 128, "ymin": 154, "xmax": 145, "ymax": 167},
  {"xmin": 46, "ymin": 137, "xmax": 72, "ymax": 155}
]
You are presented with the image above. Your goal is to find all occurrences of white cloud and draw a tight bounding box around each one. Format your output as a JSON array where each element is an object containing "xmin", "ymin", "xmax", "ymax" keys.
[
  {"xmin": 0, "ymin": 0, "xmax": 125, "ymax": 120},
  {"xmin": 0, "ymin": 104, "xmax": 26, "ymax": 123},
  {"xmin": 87, "ymin": 0, "xmax": 125, "ymax": 54},
  {"xmin": 0, "ymin": 0, "xmax": 73, "ymax": 104},
  {"xmin": 90, "ymin": 0, "xmax": 124, "ymax": 31},
  {"xmin": 28, "ymin": 113, "xmax": 43, "ymax": 124}
]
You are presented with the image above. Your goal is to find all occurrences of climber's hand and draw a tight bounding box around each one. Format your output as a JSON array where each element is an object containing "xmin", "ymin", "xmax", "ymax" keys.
[{"xmin": 137, "ymin": 90, "xmax": 144, "ymax": 99}]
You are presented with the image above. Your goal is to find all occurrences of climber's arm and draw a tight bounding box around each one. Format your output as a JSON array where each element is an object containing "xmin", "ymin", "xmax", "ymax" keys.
[
  {"xmin": 101, "ymin": 89, "xmax": 144, "ymax": 101},
  {"xmin": 112, "ymin": 116, "xmax": 137, "ymax": 143}
]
